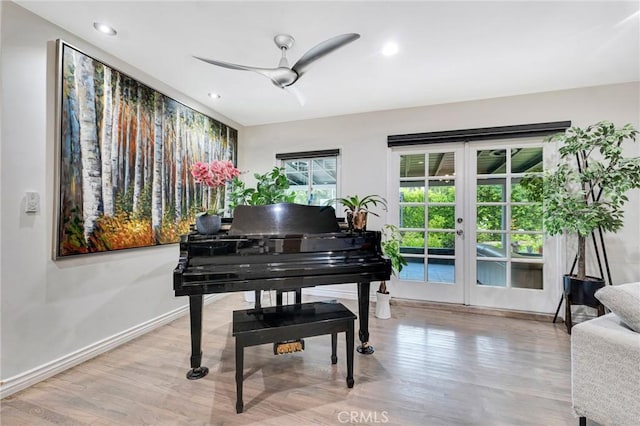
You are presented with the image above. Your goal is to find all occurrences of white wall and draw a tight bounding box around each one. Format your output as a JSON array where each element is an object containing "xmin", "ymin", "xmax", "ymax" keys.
[
  {"xmin": 2, "ymin": 0, "xmax": 639, "ymax": 397},
  {"xmin": 0, "ymin": 2, "xmax": 242, "ymax": 391},
  {"xmin": 243, "ymin": 82, "xmax": 640, "ymax": 299}
]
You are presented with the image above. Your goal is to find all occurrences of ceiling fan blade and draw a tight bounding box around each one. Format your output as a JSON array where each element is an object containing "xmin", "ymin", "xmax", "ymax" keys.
[
  {"xmin": 291, "ymin": 33, "xmax": 360, "ymax": 76},
  {"xmin": 194, "ymin": 56, "xmax": 266, "ymax": 73},
  {"xmin": 285, "ymin": 85, "xmax": 306, "ymax": 106},
  {"xmin": 194, "ymin": 56, "xmax": 298, "ymax": 88}
]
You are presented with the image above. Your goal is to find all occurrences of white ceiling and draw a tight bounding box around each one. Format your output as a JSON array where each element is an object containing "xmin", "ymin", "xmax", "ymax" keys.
[{"xmin": 16, "ymin": 1, "xmax": 640, "ymax": 127}]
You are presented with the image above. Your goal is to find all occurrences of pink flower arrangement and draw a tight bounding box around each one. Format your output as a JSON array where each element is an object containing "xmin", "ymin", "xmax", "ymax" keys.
[{"xmin": 191, "ymin": 160, "xmax": 240, "ymax": 188}]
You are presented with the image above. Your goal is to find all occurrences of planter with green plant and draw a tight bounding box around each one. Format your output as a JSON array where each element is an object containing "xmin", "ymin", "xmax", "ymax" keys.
[
  {"xmin": 376, "ymin": 224, "xmax": 407, "ymax": 319},
  {"xmin": 331, "ymin": 194, "xmax": 387, "ymax": 231},
  {"xmin": 228, "ymin": 167, "xmax": 296, "ymax": 210},
  {"xmin": 522, "ymin": 121, "xmax": 640, "ymax": 331}
]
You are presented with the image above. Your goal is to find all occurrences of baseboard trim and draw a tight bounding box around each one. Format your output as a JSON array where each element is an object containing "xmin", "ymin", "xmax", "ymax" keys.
[
  {"xmin": 391, "ymin": 297, "xmax": 558, "ymax": 322},
  {"xmin": 286, "ymin": 288, "xmax": 557, "ymax": 322},
  {"xmin": 0, "ymin": 294, "xmax": 224, "ymax": 399}
]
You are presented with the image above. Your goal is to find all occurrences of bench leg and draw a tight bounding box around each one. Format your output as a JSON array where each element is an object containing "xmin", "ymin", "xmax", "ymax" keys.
[
  {"xmin": 346, "ymin": 323, "xmax": 354, "ymax": 388},
  {"xmin": 579, "ymin": 417, "xmax": 586, "ymax": 426},
  {"xmin": 275, "ymin": 289, "xmax": 302, "ymax": 306},
  {"xmin": 331, "ymin": 333, "xmax": 338, "ymax": 364},
  {"xmin": 235, "ymin": 344, "xmax": 244, "ymax": 413}
]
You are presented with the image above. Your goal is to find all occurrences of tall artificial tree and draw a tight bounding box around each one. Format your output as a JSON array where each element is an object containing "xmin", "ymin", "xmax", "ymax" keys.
[{"xmin": 524, "ymin": 121, "xmax": 640, "ymax": 281}]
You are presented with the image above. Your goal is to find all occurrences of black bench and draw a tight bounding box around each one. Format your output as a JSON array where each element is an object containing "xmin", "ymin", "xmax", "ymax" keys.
[{"xmin": 232, "ymin": 301, "xmax": 356, "ymax": 413}]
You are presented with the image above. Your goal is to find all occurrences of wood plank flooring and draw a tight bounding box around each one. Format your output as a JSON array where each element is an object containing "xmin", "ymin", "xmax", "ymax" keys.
[{"xmin": 1, "ymin": 294, "xmax": 577, "ymax": 425}]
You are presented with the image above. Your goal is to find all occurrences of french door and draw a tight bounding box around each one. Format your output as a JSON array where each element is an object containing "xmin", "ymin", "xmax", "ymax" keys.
[
  {"xmin": 388, "ymin": 140, "xmax": 560, "ymax": 313},
  {"xmin": 387, "ymin": 144, "xmax": 465, "ymax": 304}
]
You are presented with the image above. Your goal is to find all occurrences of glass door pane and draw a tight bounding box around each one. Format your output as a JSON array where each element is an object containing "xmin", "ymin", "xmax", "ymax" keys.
[{"xmin": 391, "ymin": 146, "xmax": 464, "ymax": 304}]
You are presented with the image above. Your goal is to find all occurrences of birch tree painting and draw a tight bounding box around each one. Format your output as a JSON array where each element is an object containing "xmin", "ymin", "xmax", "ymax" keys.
[{"xmin": 57, "ymin": 42, "xmax": 237, "ymax": 257}]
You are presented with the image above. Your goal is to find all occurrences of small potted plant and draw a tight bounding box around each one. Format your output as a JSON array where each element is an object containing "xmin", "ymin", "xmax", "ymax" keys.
[
  {"xmin": 331, "ymin": 194, "xmax": 387, "ymax": 231},
  {"xmin": 190, "ymin": 159, "xmax": 240, "ymax": 234},
  {"xmin": 376, "ymin": 224, "xmax": 407, "ymax": 319},
  {"xmin": 522, "ymin": 121, "xmax": 640, "ymax": 330}
]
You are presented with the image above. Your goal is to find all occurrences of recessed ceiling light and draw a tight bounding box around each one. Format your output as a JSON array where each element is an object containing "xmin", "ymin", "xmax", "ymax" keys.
[
  {"xmin": 382, "ymin": 42, "xmax": 399, "ymax": 56},
  {"xmin": 93, "ymin": 22, "xmax": 117, "ymax": 36},
  {"xmin": 208, "ymin": 93, "xmax": 221, "ymax": 99}
]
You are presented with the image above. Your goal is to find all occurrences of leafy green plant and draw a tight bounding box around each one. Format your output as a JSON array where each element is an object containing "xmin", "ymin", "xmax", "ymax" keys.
[
  {"xmin": 378, "ymin": 224, "xmax": 408, "ymax": 294},
  {"xmin": 328, "ymin": 194, "xmax": 387, "ymax": 230},
  {"xmin": 332, "ymin": 194, "xmax": 387, "ymax": 216},
  {"xmin": 228, "ymin": 167, "xmax": 295, "ymax": 210},
  {"xmin": 521, "ymin": 121, "xmax": 640, "ymax": 281}
]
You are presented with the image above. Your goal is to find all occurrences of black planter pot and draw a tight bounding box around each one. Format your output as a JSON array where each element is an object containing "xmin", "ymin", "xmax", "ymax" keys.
[
  {"xmin": 195, "ymin": 214, "xmax": 221, "ymax": 235},
  {"xmin": 563, "ymin": 275, "xmax": 606, "ymax": 334},
  {"xmin": 563, "ymin": 275, "xmax": 605, "ymax": 308}
]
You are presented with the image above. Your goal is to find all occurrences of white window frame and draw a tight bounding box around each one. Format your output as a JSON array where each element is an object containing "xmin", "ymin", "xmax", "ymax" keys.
[{"xmin": 277, "ymin": 149, "xmax": 341, "ymax": 206}]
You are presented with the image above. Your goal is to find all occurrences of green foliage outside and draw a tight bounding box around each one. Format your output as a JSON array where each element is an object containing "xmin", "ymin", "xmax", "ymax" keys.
[
  {"xmin": 290, "ymin": 188, "xmax": 309, "ymax": 205},
  {"xmin": 400, "ymin": 178, "xmax": 544, "ymax": 253},
  {"xmin": 289, "ymin": 186, "xmax": 336, "ymax": 206}
]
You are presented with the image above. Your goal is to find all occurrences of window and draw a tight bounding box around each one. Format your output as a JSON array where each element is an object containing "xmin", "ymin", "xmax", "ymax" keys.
[{"xmin": 277, "ymin": 149, "xmax": 339, "ymax": 206}]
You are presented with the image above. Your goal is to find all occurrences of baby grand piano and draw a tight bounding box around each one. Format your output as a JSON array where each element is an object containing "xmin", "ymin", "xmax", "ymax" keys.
[{"xmin": 173, "ymin": 203, "xmax": 391, "ymax": 379}]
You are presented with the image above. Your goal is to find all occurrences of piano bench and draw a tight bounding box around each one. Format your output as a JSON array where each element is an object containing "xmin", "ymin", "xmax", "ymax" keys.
[{"xmin": 232, "ymin": 301, "xmax": 357, "ymax": 414}]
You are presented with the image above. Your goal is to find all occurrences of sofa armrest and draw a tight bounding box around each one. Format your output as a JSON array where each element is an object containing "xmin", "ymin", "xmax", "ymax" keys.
[{"xmin": 571, "ymin": 313, "xmax": 640, "ymax": 425}]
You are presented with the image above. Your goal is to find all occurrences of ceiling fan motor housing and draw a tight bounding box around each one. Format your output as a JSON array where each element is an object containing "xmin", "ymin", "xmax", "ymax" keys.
[
  {"xmin": 274, "ymin": 34, "xmax": 295, "ymax": 50},
  {"xmin": 272, "ymin": 69, "xmax": 298, "ymax": 88}
]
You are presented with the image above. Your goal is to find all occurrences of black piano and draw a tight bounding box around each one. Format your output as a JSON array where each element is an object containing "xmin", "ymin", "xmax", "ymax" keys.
[{"xmin": 173, "ymin": 203, "xmax": 391, "ymax": 379}]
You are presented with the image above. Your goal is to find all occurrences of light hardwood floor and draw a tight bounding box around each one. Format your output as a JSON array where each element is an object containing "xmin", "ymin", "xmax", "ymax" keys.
[{"xmin": 1, "ymin": 294, "xmax": 577, "ymax": 425}]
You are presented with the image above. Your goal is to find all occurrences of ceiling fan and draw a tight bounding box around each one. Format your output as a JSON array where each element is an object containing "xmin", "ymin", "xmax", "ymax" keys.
[{"xmin": 194, "ymin": 33, "xmax": 360, "ymax": 89}]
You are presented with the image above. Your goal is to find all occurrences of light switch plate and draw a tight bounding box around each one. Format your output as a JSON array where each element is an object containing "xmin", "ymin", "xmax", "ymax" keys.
[{"xmin": 25, "ymin": 192, "xmax": 39, "ymax": 213}]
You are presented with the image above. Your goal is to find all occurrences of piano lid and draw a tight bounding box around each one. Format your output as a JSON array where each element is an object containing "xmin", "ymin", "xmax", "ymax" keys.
[{"xmin": 229, "ymin": 203, "xmax": 340, "ymax": 236}]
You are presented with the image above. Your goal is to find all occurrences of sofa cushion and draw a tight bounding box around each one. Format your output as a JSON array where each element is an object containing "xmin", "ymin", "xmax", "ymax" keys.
[{"xmin": 595, "ymin": 282, "xmax": 640, "ymax": 332}]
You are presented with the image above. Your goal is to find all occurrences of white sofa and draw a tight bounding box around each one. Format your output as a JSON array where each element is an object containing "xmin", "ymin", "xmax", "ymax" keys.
[{"xmin": 571, "ymin": 282, "xmax": 640, "ymax": 426}]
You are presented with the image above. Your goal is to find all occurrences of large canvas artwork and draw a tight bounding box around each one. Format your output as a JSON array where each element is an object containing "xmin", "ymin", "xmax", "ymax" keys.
[{"xmin": 55, "ymin": 40, "xmax": 237, "ymax": 258}]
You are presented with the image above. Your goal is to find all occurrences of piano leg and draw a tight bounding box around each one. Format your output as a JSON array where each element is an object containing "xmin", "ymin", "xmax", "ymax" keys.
[
  {"xmin": 186, "ymin": 295, "xmax": 209, "ymax": 380},
  {"xmin": 346, "ymin": 320, "xmax": 355, "ymax": 387},
  {"xmin": 356, "ymin": 282, "xmax": 374, "ymax": 355},
  {"xmin": 235, "ymin": 345, "xmax": 244, "ymax": 413},
  {"xmin": 331, "ymin": 332, "xmax": 338, "ymax": 364}
]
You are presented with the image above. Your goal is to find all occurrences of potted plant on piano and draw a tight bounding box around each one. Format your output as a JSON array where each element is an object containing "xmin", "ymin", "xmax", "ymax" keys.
[
  {"xmin": 227, "ymin": 166, "xmax": 295, "ymax": 210},
  {"xmin": 376, "ymin": 224, "xmax": 407, "ymax": 319},
  {"xmin": 190, "ymin": 159, "xmax": 240, "ymax": 234},
  {"xmin": 331, "ymin": 194, "xmax": 387, "ymax": 231},
  {"xmin": 521, "ymin": 121, "xmax": 640, "ymax": 332}
]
